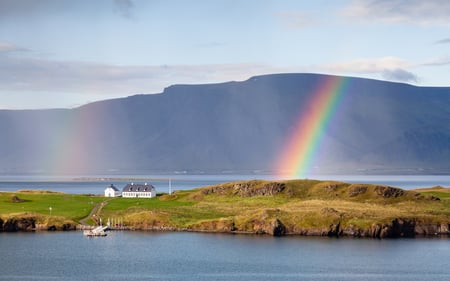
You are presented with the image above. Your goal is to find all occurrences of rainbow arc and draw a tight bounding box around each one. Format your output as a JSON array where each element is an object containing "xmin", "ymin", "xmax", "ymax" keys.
[{"xmin": 277, "ymin": 75, "xmax": 349, "ymax": 178}]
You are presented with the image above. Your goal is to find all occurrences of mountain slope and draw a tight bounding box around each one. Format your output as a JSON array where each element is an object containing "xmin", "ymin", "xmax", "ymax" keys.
[{"xmin": 1, "ymin": 73, "xmax": 449, "ymax": 175}]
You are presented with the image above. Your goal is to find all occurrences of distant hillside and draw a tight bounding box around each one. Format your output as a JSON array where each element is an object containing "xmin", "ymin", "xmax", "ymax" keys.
[{"xmin": 0, "ymin": 73, "xmax": 449, "ymax": 175}]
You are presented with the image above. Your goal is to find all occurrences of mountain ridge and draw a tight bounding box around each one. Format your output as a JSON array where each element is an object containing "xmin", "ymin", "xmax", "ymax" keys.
[{"xmin": 1, "ymin": 73, "xmax": 449, "ymax": 175}]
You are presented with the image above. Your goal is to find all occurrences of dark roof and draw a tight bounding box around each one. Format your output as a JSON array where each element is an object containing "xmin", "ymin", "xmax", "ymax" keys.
[
  {"xmin": 122, "ymin": 183, "xmax": 155, "ymax": 192},
  {"xmin": 107, "ymin": 184, "xmax": 119, "ymax": 191}
]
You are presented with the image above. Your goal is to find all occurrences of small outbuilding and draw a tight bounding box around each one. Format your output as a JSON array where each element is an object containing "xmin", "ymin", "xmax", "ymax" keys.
[
  {"xmin": 104, "ymin": 184, "xmax": 121, "ymax": 197},
  {"xmin": 122, "ymin": 183, "xmax": 156, "ymax": 198}
]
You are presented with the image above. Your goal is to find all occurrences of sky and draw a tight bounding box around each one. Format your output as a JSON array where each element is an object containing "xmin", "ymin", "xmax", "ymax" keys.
[{"xmin": 0, "ymin": 0, "xmax": 449, "ymax": 109}]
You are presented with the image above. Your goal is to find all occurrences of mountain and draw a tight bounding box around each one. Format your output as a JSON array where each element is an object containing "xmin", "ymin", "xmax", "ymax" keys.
[{"xmin": 1, "ymin": 73, "xmax": 450, "ymax": 175}]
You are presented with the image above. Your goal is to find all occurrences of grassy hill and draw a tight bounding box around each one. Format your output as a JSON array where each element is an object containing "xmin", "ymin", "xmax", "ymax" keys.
[{"xmin": 1, "ymin": 180, "xmax": 450, "ymax": 237}]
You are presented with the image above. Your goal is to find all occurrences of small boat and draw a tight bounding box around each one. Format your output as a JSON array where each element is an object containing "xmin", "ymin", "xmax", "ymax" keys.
[{"xmin": 83, "ymin": 225, "xmax": 108, "ymax": 237}]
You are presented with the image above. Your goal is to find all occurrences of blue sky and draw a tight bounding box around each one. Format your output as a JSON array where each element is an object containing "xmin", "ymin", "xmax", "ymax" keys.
[{"xmin": 0, "ymin": 0, "xmax": 449, "ymax": 109}]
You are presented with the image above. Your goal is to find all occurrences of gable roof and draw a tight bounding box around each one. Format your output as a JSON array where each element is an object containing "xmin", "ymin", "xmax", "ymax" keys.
[
  {"xmin": 122, "ymin": 183, "xmax": 155, "ymax": 192},
  {"xmin": 106, "ymin": 184, "xmax": 119, "ymax": 191}
]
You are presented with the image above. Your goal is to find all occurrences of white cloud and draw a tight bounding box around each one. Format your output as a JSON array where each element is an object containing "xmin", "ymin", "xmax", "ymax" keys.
[
  {"xmin": 322, "ymin": 57, "xmax": 411, "ymax": 74},
  {"xmin": 0, "ymin": 55, "xmax": 293, "ymax": 98},
  {"xmin": 314, "ymin": 56, "xmax": 420, "ymax": 83},
  {"xmin": 421, "ymin": 56, "xmax": 450, "ymax": 66},
  {"xmin": 317, "ymin": 55, "xmax": 450, "ymax": 83},
  {"xmin": 342, "ymin": 0, "xmax": 450, "ymax": 25}
]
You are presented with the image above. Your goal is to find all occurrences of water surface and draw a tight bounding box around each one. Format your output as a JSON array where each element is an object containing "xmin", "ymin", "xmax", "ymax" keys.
[
  {"xmin": 1, "ymin": 231, "xmax": 449, "ymax": 280},
  {"xmin": 0, "ymin": 174, "xmax": 449, "ymax": 194}
]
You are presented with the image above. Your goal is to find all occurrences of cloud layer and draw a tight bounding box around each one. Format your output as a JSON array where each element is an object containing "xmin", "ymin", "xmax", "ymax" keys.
[
  {"xmin": 317, "ymin": 57, "xmax": 418, "ymax": 83},
  {"xmin": 343, "ymin": 0, "xmax": 450, "ymax": 25},
  {"xmin": 0, "ymin": 53, "xmax": 292, "ymax": 99},
  {"xmin": 381, "ymin": 68, "xmax": 418, "ymax": 83},
  {"xmin": 0, "ymin": 42, "xmax": 28, "ymax": 53},
  {"xmin": 435, "ymin": 38, "xmax": 450, "ymax": 44}
]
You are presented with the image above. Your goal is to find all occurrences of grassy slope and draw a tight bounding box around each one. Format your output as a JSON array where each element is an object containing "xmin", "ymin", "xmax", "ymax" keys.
[
  {"xmin": 101, "ymin": 180, "xmax": 450, "ymax": 232},
  {"xmin": 0, "ymin": 191, "xmax": 104, "ymax": 226},
  {"xmin": 1, "ymin": 180, "xmax": 450, "ymax": 232}
]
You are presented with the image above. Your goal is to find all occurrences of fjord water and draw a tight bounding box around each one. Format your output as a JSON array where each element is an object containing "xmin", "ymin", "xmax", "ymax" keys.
[
  {"xmin": 0, "ymin": 174, "xmax": 450, "ymax": 194},
  {"xmin": 1, "ymin": 231, "xmax": 450, "ymax": 281},
  {"xmin": 1, "ymin": 174, "xmax": 450, "ymax": 280}
]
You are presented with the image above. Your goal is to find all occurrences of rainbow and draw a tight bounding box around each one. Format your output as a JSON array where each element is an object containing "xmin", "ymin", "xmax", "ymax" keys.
[
  {"xmin": 276, "ymin": 75, "xmax": 350, "ymax": 178},
  {"xmin": 44, "ymin": 107, "xmax": 108, "ymax": 175}
]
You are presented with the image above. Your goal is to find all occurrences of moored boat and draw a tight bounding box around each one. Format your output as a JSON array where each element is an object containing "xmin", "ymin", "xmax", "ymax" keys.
[{"xmin": 83, "ymin": 225, "xmax": 108, "ymax": 237}]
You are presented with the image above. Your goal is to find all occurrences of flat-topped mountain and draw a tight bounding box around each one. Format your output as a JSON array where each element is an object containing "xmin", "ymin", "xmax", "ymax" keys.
[{"xmin": 1, "ymin": 73, "xmax": 449, "ymax": 175}]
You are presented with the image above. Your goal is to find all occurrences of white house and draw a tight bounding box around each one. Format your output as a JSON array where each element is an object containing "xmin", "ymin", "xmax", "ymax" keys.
[
  {"xmin": 122, "ymin": 183, "xmax": 156, "ymax": 198},
  {"xmin": 104, "ymin": 184, "xmax": 121, "ymax": 197}
]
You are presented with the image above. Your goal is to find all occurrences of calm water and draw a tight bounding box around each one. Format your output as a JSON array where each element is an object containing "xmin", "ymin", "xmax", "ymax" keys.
[
  {"xmin": 1, "ymin": 176, "xmax": 450, "ymax": 280},
  {"xmin": 1, "ymin": 231, "xmax": 450, "ymax": 281},
  {"xmin": 0, "ymin": 174, "xmax": 450, "ymax": 194}
]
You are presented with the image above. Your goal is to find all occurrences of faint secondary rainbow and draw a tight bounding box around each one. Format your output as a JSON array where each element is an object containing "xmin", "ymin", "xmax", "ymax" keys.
[
  {"xmin": 44, "ymin": 107, "xmax": 102, "ymax": 175},
  {"xmin": 277, "ymin": 75, "xmax": 350, "ymax": 178}
]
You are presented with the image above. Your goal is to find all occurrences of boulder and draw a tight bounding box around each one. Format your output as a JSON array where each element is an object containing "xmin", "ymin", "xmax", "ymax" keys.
[{"xmin": 11, "ymin": 196, "xmax": 25, "ymax": 203}]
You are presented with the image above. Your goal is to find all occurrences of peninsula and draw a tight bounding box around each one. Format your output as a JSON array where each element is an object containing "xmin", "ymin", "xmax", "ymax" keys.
[{"xmin": 1, "ymin": 179, "xmax": 449, "ymax": 238}]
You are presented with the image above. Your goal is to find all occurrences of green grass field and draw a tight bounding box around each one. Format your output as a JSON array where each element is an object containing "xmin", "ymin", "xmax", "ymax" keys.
[
  {"xmin": 1, "ymin": 180, "xmax": 450, "ymax": 235},
  {"xmin": 0, "ymin": 191, "xmax": 104, "ymax": 221}
]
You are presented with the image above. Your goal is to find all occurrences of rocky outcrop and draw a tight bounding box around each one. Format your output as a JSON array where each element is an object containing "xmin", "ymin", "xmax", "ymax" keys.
[
  {"xmin": 374, "ymin": 186, "xmax": 405, "ymax": 198},
  {"xmin": 235, "ymin": 182, "xmax": 286, "ymax": 197},
  {"xmin": 328, "ymin": 222, "xmax": 341, "ymax": 237},
  {"xmin": 46, "ymin": 223, "xmax": 77, "ymax": 231},
  {"xmin": 1, "ymin": 217, "xmax": 36, "ymax": 232},
  {"xmin": 363, "ymin": 219, "xmax": 416, "ymax": 238},
  {"xmin": 189, "ymin": 219, "xmax": 236, "ymax": 233},
  {"xmin": 267, "ymin": 218, "xmax": 287, "ymax": 236},
  {"xmin": 252, "ymin": 218, "xmax": 287, "ymax": 236},
  {"xmin": 202, "ymin": 181, "xmax": 286, "ymax": 197},
  {"xmin": 282, "ymin": 218, "xmax": 449, "ymax": 238},
  {"xmin": 0, "ymin": 215, "xmax": 78, "ymax": 232},
  {"xmin": 415, "ymin": 223, "xmax": 449, "ymax": 236},
  {"xmin": 348, "ymin": 186, "xmax": 368, "ymax": 197}
]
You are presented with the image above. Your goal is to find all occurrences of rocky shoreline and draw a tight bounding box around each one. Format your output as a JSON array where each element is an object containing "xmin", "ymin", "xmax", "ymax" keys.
[
  {"xmin": 0, "ymin": 216, "xmax": 77, "ymax": 232},
  {"xmin": 1, "ymin": 215, "xmax": 449, "ymax": 239}
]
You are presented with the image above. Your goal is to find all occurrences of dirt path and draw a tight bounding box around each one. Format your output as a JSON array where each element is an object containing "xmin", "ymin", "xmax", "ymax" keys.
[{"xmin": 79, "ymin": 200, "xmax": 110, "ymax": 226}]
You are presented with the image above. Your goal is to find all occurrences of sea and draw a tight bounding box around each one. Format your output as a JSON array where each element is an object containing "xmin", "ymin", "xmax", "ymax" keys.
[
  {"xmin": 1, "ymin": 174, "xmax": 450, "ymax": 280},
  {"xmin": 1, "ymin": 231, "xmax": 450, "ymax": 280},
  {"xmin": 1, "ymin": 174, "xmax": 450, "ymax": 194}
]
